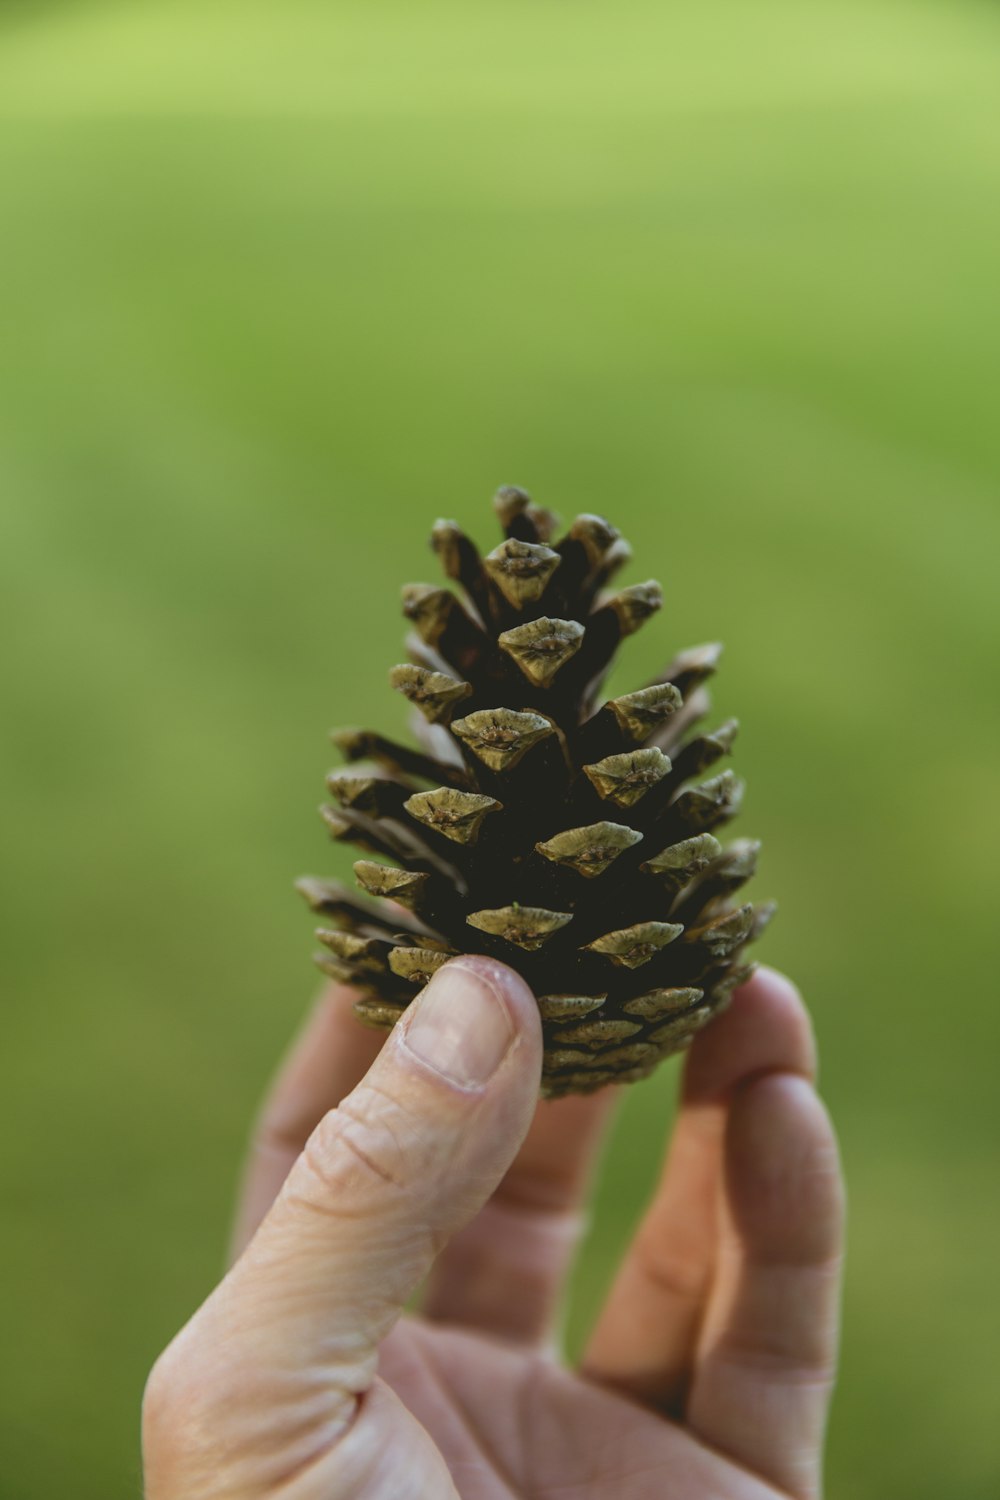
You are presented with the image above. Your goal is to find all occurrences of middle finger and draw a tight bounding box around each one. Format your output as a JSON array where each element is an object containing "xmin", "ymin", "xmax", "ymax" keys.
[{"xmin": 420, "ymin": 1084, "xmax": 619, "ymax": 1345}]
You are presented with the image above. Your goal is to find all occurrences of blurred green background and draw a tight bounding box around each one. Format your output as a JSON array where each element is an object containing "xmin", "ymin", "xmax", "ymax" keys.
[{"xmin": 2, "ymin": 0, "xmax": 999, "ymax": 1495}]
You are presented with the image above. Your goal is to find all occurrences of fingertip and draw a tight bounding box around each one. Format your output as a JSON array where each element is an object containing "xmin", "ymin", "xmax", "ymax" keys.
[
  {"xmin": 393, "ymin": 953, "xmax": 542, "ymax": 1099},
  {"xmin": 749, "ymin": 963, "xmax": 803, "ymax": 1005},
  {"xmin": 749, "ymin": 964, "xmax": 809, "ymax": 1019},
  {"xmin": 683, "ymin": 964, "xmax": 817, "ymax": 1102},
  {"xmin": 746, "ymin": 964, "xmax": 818, "ymax": 1071}
]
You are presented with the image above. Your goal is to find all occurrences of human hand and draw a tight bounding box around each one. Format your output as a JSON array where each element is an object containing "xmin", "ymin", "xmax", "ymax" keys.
[{"xmin": 143, "ymin": 958, "xmax": 843, "ymax": 1499}]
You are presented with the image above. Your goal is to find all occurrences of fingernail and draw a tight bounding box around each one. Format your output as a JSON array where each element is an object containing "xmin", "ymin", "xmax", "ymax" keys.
[{"xmin": 403, "ymin": 961, "xmax": 516, "ymax": 1087}]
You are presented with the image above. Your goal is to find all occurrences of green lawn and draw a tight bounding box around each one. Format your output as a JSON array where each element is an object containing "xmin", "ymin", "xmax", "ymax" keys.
[{"xmin": 1, "ymin": 2, "xmax": 999, "ymax": 1495}]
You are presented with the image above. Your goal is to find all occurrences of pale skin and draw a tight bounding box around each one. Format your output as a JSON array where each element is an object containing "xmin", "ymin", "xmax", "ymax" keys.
[{"xmin": 143, "ymin": 959, "xmax": 844, "ymax": 1499}]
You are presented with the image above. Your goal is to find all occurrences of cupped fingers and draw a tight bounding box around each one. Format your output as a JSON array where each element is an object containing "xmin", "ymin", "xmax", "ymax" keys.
[{"xmin": 582, "ymin": 967, "xmax": 816, "ymax": 1411}]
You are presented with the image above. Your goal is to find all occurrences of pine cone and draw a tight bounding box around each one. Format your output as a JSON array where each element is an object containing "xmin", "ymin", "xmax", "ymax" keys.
[{"xmin": 298, "ymin": 488, "xmax": 775, "ymax": 1097}]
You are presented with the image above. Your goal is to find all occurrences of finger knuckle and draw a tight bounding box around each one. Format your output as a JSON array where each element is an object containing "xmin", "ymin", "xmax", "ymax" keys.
[
  {"xmin": 633, "ymin": 1229, "xmax": 709, "ymax": 1306},
  {"xmin": 715, "ymin": 1333, "xmax": 839, "ymax": 1389},
  {"xmin": 301, "ymin": 1087, "xmax": 413, "ymax": 1206}
]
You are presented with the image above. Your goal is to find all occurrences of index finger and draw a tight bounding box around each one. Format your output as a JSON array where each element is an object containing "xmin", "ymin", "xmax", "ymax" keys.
[{"xmin": 229, "ymin": 982, "xmax": 384, "ymax": 1260}]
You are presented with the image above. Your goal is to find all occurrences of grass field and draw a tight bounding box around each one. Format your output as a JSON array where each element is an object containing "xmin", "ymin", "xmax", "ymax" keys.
[{"xmin": 1, "ymin": 2, "xmax": 999, "ymax": 1495}]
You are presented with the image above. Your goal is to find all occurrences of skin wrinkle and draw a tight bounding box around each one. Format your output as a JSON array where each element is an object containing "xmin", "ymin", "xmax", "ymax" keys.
[
  {"xmin": 305, "ymin": 1115, "xmax": 405, "ymax": 1193},
  {"xmin": 514, "ymin": 1346, "xmax": 546, "ymax": 1494},
  {"xmin": 414, "ymin": 1334, "xmax": 523, "ymax": 1499},
  {"xmin": 701, "ymin": 1340, "xmax": 839, "ymax": 1388},
  {"xmin": 694, "ymin": 1059, "xmax": 817, "ymax": 1110},
  {"xmin": 706, "ymin": 1255, "xmax": 845, "ymax": 1355},
  {"xmin": 698, "ymin": 1411, "xmax": 823, "ymax": 1500},
  {"xmin": 249, "ymin": 1417, "xmax": 363, "ymax": 1500},
  {"xmin": 549, "ymin": 1397, "xmax": 794, "ymax": 1500},
  {"xmin": 220, "ymin": 1282, "xmax": 383, "ymax": 1401},
  {"xmin": 335, "ymin": 1078, "xmax": 420, "ymax": 1180},
  {"xmin": 406, "ymin": 1327, "xmax": 560, "ymax": 1497},
  {"xmin": 630, "ymin": 1220, "xmax": 714, "ymax": 1309},
  {"xmin": 720, "ymin": 1231, "xmax": 845, "ymax": 1274},
  {"xmin": 447, "ymin": 1195, "xmax": 590, "ymax": 1294},
  {"xmin": 515, "ymin": 1354, "xmax": 651, "ymax": 1488},
  {"xmin": 458, "ymin": 1191, "xmax": 589, "ymax": 1239},
  {"xmin": 299, "ymin": 1071, "xmax": 451, "ymax": 1208},
  {"xmin": 275, "ymin": 1177, "xmax": 378, "ymax": 1227},
  {"xmin": 531, "ymin": 1471, "xmax": 782, "ymax": 1500},
  {"xmin": 491, "ymin": 1164, "xmax": 593, "ymax": 1216},
  {"xmin": 263, "ymin": 1385, "xmax": 383, "ymax": 1500},
  {"xmin": 145, "ymin": 1339, "xmax": 362, "ymax": 1498},
  {"xmin": 144, "ymin": 967, "xmax": 844, "ymax": 1500}
]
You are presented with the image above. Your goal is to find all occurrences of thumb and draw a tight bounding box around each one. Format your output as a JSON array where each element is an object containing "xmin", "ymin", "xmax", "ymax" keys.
[{"xmin": 225, "ymin": 954, "xmax": 540, "ymax": 1387}]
